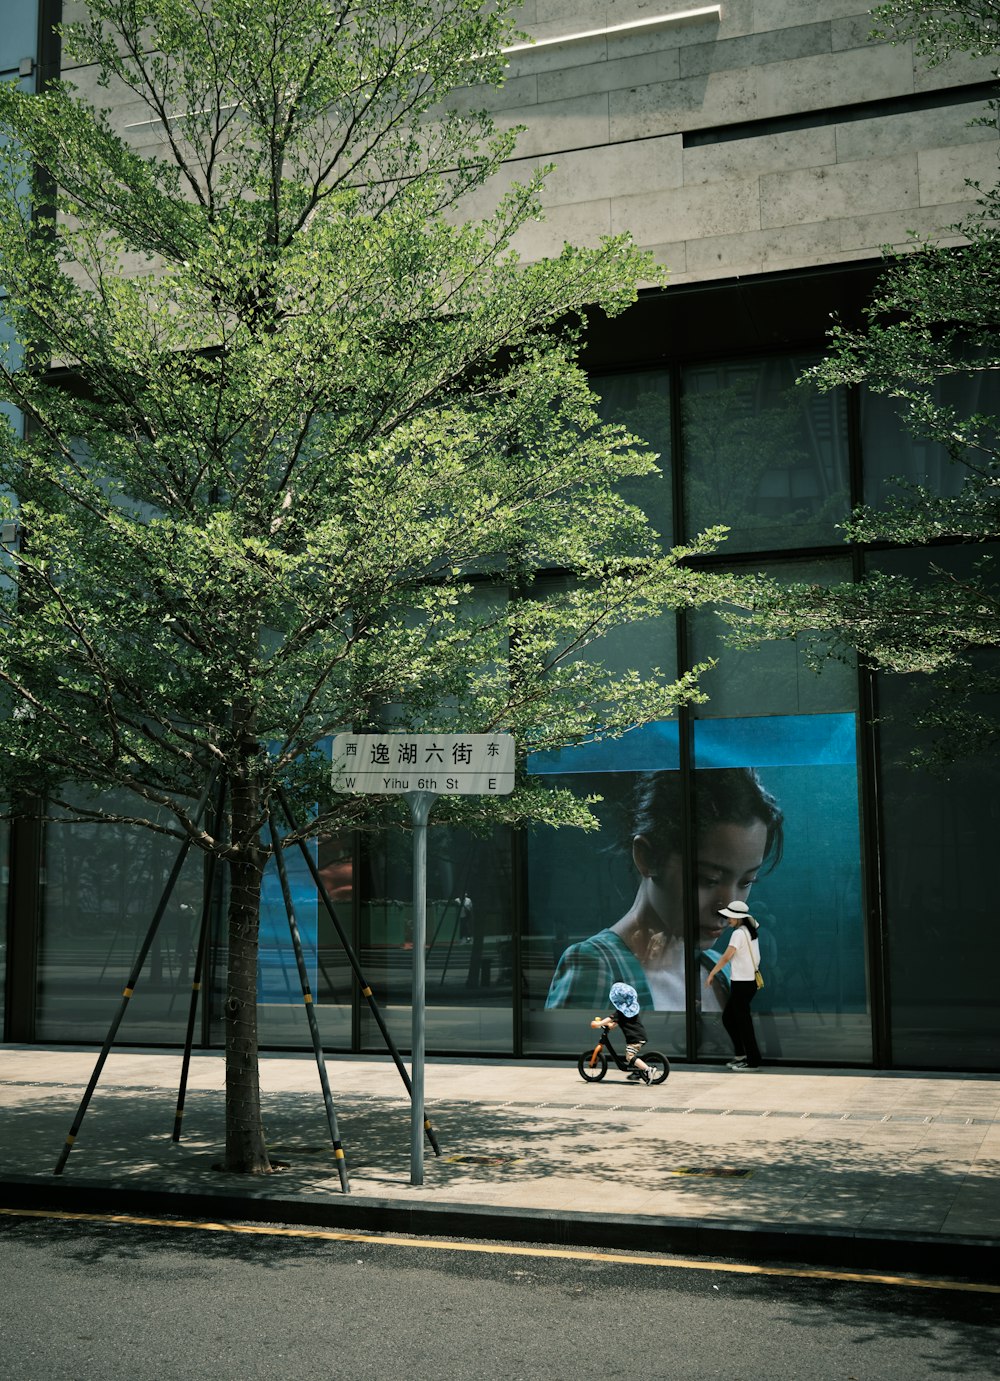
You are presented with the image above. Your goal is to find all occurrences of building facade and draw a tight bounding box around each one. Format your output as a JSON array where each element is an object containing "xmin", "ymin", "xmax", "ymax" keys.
[{"xmin": 3, "ymin": 1, "xmax": 999, "ymax": 1070}]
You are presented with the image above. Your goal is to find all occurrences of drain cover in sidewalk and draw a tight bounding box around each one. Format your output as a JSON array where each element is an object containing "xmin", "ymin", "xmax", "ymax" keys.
[{"xmin": 670, "ymin": 1167, "xmax": 753, "ymax": 1178}]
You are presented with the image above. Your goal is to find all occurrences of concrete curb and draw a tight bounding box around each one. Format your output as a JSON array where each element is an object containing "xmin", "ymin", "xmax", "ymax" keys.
[{"xmin": 3, "ymin": 1175, "xmax": 998, "ymax": 1281}]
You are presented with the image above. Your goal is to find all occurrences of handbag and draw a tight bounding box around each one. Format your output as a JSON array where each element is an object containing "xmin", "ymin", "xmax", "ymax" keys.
[{"xmin": 750, "ymin": 931, "xmax": 764, "ymax": 989}]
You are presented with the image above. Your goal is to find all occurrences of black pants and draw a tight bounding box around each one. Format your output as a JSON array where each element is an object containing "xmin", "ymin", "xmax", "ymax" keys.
[{"xmin": 722, "ymin": 980, "xmax": 761, "ymax": 1067}]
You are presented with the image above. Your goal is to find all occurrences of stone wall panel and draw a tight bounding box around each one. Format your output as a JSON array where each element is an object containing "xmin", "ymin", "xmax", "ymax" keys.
[
  {"xmin": 760, "ymin": 156, "xmax": 920, "ymax": 230},
  {"xmin": 755, "ymin": 45, "xmax": 915, "ymax": 121},
  {"xmin": 543, "ymin": 133, "xmax": 683, "ymax": 203},
  {"xmin": 682, "ymin": 219, "xmax": 845, "ymax": 280},
  {"xmin": 609, "ymin": 68, "xmax": 756, "ymax": 141},
  {"xmin": 683, "ymin": 127, "xmax": 837, "ymax": 186},
  {"xmin": 837, "ymin": 202, "xmax": 976, "ymax": 254},
  {"xmin": 612, "ymin": 175, "xmax": 761, "ymax": 243},
  {"xmin": 835, "ymin": 104, "xmax": 997, "ymax": 164},
  {"xmin": 680, "ymin": 21, "xmax": 833, "ymax": 79},
  {"xmin": 536, "ymin": 45, "xmax": 680, "ymax": 104},
  {"xmin": 754, "ymin": 1, "xmax": 873, "ymax": 31},
  {"xmin": 918, "ymin": 143, "xmax": 1000, "ymax": 208}
]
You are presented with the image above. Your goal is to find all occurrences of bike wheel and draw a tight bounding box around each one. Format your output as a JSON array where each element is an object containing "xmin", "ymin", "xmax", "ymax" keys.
[
  {"xmin": 643, "ymin": 1051, "xmax": 670, "ymax": 1085},
  {"xmin": 578, "ymin": 1047, "xmax": 608, "ymax": 1082}
]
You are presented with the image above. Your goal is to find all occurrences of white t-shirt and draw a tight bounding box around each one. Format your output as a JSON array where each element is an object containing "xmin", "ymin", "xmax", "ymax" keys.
[
  {"xmin": 645, "ymin": 936, "xmax": 723, "ymax": 1012},
  {"xmin": 728, "ymin": 925, "xmax": 760, "ymax": 983}
]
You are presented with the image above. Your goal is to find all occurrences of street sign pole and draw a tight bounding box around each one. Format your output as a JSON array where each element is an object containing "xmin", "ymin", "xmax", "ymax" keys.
[
  {"xmin": 331, "ymin": 732, "xmax": 515, "ymax": 1189},
  {"xmin": 406, "ymin": 789, "xmax": 436, "ymax": 1186}
]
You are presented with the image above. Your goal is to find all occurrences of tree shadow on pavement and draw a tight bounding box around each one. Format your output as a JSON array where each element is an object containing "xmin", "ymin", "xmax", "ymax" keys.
[{"xmin": 2, "ymin": 1084, "xmax": 999, "ymax": 1246}]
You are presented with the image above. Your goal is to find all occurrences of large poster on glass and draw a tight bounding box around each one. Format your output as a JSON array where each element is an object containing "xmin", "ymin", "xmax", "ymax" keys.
[{"xmin": 525, "ymin": 714, "xmax": 865, "ymax": 1050}]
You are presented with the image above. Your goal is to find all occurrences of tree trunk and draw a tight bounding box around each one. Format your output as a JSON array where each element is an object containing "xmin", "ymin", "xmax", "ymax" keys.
[{"xmin": 223, "ymin": 772, "xmax": 272, "ymax": 1174}]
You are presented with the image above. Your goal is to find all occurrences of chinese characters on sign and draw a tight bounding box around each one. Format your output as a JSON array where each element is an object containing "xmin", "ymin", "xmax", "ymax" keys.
[{"xmin": 331, "ymin": 733, "xmax": 515, "ymax": 796}]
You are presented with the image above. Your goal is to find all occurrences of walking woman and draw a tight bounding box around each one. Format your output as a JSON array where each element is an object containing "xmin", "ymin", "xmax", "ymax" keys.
[{"xmin": 704, "ymin": 899, "xmax": 763, "ymax": 1071}]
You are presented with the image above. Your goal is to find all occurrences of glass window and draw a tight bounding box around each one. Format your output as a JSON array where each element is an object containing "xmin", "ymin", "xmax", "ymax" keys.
[
  {"xmin": 591, "ymin": 369, "xmax": 672, "ymax": 544},
  {"xmin": 521, "ymin": 593, "xmax": 682, "ymax": 1056},
  {"xmin": 873, "ymin": 546, "xmax": 1000, "ymax": 1069},
  {"xmin": 682, "ymin": 354, "xmax": 850, "ymax": 553},
  {"xmin": 522, "ymin": 735, "xmax": 686, "ymax": 1059},
  {"xmin": 0, "ymin": 814, "xmax": 7, "ymax": 1034},
  {"xmin": 523, "ymin": 715, "xmax": 869, "ymax": 1066},
  {"xmin": 38, "ymin": 792, "xmax": 356, "ymax": 1053},
  {"xmin": 687, "ymin": 564, "xmax": 869, "ymax": 1064},
  {"xmin": 37, "ymin": 789, "xmax": 207, "ymax": 1043},
  {"xmin": 3, "ymin": 64, "xmax": 32, "ymax": 463},
  {"xmin": 692, "ymin": 727, "xmax": 868, "ymax": 1065},
  {"xmin": 253, "ymin": 826, "xmax": 355, "ymax": 1050},
  {"xmin": 1, "ymin": 309, "xmax": 25, "ymax": 443},
  {"xmin": 359, "ymin": 822, "xmax": 515, "ymax": 1052},
  {"xmin": 377, "ymin": 582, "xmax": 509, "ymax": 731},
  {"xmin": 525, "ymin": 575, "xmax": 678, "ymax": 717},
  {"xmin": 862, "ymin": 371, "xmax": 1000, "ymax": 509},
  {"xmin": 688, "ymin": 559, "xmax": 858, "ymax": 718},
  {"xmin": 0, "ymin": 6, "xmax": 38, "ymax": 75}
]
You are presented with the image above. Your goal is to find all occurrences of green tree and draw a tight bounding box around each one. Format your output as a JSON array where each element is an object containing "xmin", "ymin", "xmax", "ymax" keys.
[
  {"xmin": 730, "ymin": 1, "xmax": 1000, "ymax": 765},
  {"xmin": 0, "ymin": 0, "xmax": 728, "ymax": 1172}
]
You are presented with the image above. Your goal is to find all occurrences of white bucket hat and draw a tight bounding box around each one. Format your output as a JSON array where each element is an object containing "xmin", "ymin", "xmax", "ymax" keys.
[{"xmin": 609, "ymin": 982, "xmax": 640, "ymax": 1018}]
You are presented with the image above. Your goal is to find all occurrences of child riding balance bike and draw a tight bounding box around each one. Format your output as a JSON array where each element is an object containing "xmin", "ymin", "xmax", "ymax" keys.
[{"xmin": 578, "ymin": 982, "xmax": 669, "ymax": 1085}]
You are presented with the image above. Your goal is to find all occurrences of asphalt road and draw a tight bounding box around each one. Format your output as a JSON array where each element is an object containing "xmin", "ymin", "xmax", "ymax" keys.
[{"xmin": 2, "ymin": 1209, "xmax": 998, "ymax": 1380}]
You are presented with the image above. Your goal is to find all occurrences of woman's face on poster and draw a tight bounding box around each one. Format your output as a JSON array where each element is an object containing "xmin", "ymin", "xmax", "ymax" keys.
[{"xmin": 641, "ymin": 819, "xmax": 769, "ymax": 949}]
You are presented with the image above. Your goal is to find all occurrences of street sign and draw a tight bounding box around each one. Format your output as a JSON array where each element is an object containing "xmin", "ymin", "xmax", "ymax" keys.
[
  {"xmin": 331, "ymin": 732, "xmax": 515, "ymax": 796},
  {"xmin": 330, "ymin": 730, "xmax": 516, "ymax": 1187}
]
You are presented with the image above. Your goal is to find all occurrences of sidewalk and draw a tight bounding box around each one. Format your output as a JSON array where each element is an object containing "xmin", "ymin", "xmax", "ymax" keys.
[{"xmin": 2, "ymin": 1044, "xmax": 999, "ymax": 1277}]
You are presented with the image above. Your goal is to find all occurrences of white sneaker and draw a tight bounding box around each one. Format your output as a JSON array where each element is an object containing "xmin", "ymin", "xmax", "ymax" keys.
[{"xmin": 727, "ymin": 1058, "xmax": 747, "ymax": 1069}]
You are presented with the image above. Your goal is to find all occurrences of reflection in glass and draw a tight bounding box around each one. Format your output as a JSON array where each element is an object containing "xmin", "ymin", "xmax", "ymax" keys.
[
  {"xmin": 1, "ymin": 307, "xmax": 25, "ymax": 441},
  {"xmin": 529, "ymin": 576, "xmax": 678, "ymax": 702},
  {"xmin": 873, "ymin": 546, "xmax": 1000, "ymax": 1068},
  {"xmin": 38, "ymin": 791, "xmax": 206, "ymax": 1042},
  {"xmin": 879, "ymin": 729, "xmax": 1000, "ymax": 1069},
  {"xmin": 682, "ymin": 355, "xmax": 850, "ymax": 552},
  {"xmin": 254, "ymin": 828, "xmax": 354, "ymax": 1049},
  {"xmin": 862, "ymin": 370, "xmax": 1000, "ymax": 509},
  {"xmin": 689, "ymin": 559, "xmax": 857, "ymax": 718},
  {"xmin": 591, "ymin": 369, "xmax": 672, "ymax": 542},
  {"xmin": 0, "ymin": 12, "xmax": 40, "ymax": 73},
  {"xmin": 359, "ymin": 823, "xmax": 513, "ymax": 1051},
  {"xmin": 0, "ymin": 816, "xmax": 7, "ymax": 1033}
]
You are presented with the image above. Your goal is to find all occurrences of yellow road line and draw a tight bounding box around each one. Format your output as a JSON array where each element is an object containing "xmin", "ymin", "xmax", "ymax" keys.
[{"xmin": 2, "ymin": 1205, "xmax": 997, "ymax": 1295}]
